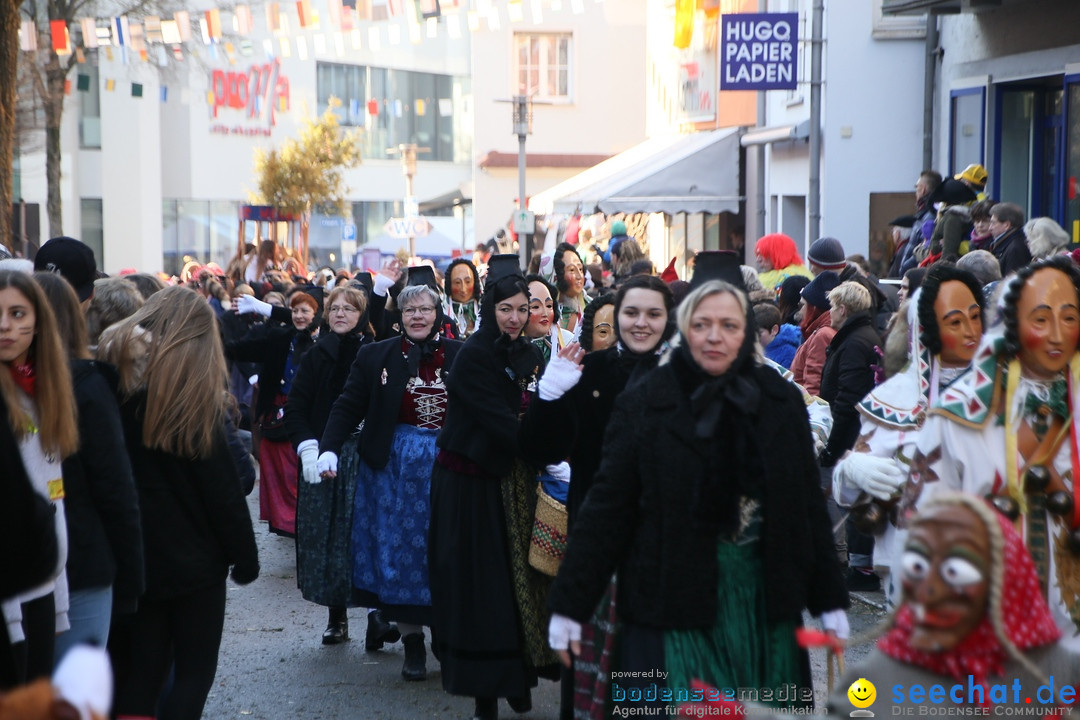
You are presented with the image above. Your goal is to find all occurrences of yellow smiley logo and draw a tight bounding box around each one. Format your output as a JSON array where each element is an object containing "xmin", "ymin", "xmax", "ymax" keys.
[{"xmin": 847, "ymin": 678, "xmax": 876, "ymax": 709}]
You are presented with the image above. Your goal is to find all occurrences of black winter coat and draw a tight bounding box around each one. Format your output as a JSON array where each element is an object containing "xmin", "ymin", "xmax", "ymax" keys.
[
  {"xmin": 547, "ymin": 361, "xmax": 848, "ymax": 628},
  {"xmin": 436, "ymin": 325, "xmax": 540, "ymax": 477},
  {"xmin": 61, "ymin": 360, "xmax": 144, "ymax": 611},
  {"xmin": 285, "ymin": 331, "xmax": 372, "ymax": 450},
  {"xmin": 818, "ymin": 312, "xmax": 881, "ymax": 465},
  {"xmin": 226, "ymin": 323, "xmax": 316, "ymax": 419},
  {"xmin": 118, "ymin": 392, "xmax": 259, "ymax": 600},
  {"xmin": 519, "ymin": 346, "xmax": 660, "ymax": 523},
  {"xmin": 990, "ymin": 228, "xmax": 1032, "ymax": 278},
  {"xmin": 321, "ymin": 336, "xmax": 463, "ymax": 468}
]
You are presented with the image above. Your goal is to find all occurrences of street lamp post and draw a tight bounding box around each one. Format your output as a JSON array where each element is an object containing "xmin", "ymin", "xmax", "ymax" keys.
[
  {"xmin": 513, "ymin": 95, "xmax": 531, "ymax": 269},
  {"xmin": 388, "ymin": 143, "xmax": 428, "ymax": 258}
]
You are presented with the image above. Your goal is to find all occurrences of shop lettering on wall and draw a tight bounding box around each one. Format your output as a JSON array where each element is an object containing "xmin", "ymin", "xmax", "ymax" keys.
[
  {"xmin": 209, "ymin": 58, "xmax": 290, "ymax": 133},
  {"xmin": 720, "ymin": 13, "xmax": 799, "ymax": 91}
]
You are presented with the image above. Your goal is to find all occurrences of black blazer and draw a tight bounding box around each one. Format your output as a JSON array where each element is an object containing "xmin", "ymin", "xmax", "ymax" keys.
[
  {"xmin": 435, "ymin": 325, "xmax": 535, "ymax": 477},
  {"xmin": 320, "ymin": 336, "xmax": 463, "ymax": 469},
  {"xmin": 118, "ymin": 392, "xmax": 259, "ymax": 600},
  {"xmin": 226, "ymin": 324, "xmax": 315, "ymax": 419},
  {"xmin": 548, "ymin": 362, "xmax": 848, "ymax": 629},
  {"xmin": 819, "ymin": 311, "xmax": 881, "ymax": 465},
  {"xmin": 285, "ymin": 332, "xmax": 372, "ymax": 451},
  {"xmin": 61, "ymin": 360, "xmax": 145, "ymax": 611}
]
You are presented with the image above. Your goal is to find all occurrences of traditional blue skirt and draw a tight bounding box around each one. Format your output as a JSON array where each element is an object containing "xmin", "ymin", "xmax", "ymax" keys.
[{"xmin": 351, "ymin": 424, "xmax": 437, "ymax": 620}]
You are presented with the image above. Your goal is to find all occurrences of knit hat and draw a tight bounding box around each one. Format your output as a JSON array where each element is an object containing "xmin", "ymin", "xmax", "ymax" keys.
[
  {"xmin": 801, "ymin": 270, "xmax": 840, "ymax": 310},
  {"xmin": 610, "ymin": 220, "xmax": 627, "ymax": 237},
  {"xmin": 34, "ymin": 236, "xmax": 97, "ymax": 301},
  {"xmin": 806, "ymin": 237, "xmax": 847, "ymax": 271},
  {"xmin": 954, "ymin": 163, "xmax": 988, "ymax": 189}
]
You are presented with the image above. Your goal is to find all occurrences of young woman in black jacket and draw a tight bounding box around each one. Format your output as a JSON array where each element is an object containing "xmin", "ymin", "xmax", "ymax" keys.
[
  {"xmin": 32, "ymin": 272, "xmax": 144, "ymax": 665},
  {"xmin": 284, "ymin": 285, "xmax": 376, "ymax": 646},
  {"xmin": 99, "ymin": 286, "xmax": 259, "ymax": 720}
]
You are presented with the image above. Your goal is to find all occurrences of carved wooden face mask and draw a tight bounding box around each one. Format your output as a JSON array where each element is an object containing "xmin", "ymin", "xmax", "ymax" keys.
[
  {"xmin": 934, "ymin": 280, "xmax": 982, "ymax": 367},
  {"xmin": 1016, "ymin": 268, "xmax": 1080, "ymax": 380},
  {"xmin": 900, "ymin": 504, "xmax": 990, "ymax": 652}
]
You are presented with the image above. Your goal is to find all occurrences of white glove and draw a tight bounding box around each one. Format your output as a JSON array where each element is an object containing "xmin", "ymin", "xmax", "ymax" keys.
[
  {"xmin": 248, "ymin": 374, "xmax": 259, "ymax": 386},
  {"xmin": 538, "ymin": 354, "xmax": 583, "ymax": 401},
  {"xmin": 821, "ymin": 609, "xmax": 850, "ymax": 640},
  {"xmin": 236, "ymin": 294, "xmax": 272, "ymax": 317},
  {"xmin": 545, "ymin": 462, "xmax": 571, "ymax": 484},
  {"xmin": 373, "ymin": 272, "xmax": 396, "ymax": 297},
  {"xmin": 298, "ymin": 440, "xmax": 320, "ymax": 485},
  {"xmin": 548, "ymin": 613, "xmax": 582, "ymax": 651},
  {"xmin": 53, "ymin": 646, "xmax": 113, "ymax": 720},
  {"xmin": 317, "ymin": 451, "xmax": 338, "ymax": 476},
  {"xmin": 836, "ymin": 452, "xmax": 905, "ymax": 502}
]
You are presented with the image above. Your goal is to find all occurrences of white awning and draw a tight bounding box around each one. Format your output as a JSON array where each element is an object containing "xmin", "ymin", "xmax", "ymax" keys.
[
  {"xmin": 740, "ymin": 120, "xmax": 810, "ymax": 147},
  {"xmin": 529, "ymin": 128, "xmax": 742, "ymax": 216}
]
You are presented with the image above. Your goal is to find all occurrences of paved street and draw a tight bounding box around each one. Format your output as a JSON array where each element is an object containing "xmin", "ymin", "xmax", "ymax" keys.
[{"xmin": 201, "ymin": 486, "xmax": 888, "ymax": 719}]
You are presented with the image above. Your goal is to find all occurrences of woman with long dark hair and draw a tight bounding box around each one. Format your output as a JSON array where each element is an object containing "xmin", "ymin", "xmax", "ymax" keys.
[{"xmin": 99, "ymin": 287, "xmax": 259, "ymax": 719}]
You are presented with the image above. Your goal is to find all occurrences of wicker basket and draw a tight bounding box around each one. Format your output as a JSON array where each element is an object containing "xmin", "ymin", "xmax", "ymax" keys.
[{"xmin": 529, "ymin": 484, "xmax": 568, "ymax": 577}]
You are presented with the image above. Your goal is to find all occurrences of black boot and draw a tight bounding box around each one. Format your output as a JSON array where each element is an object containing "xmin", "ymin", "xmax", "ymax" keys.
[
  {"xmin": 472, "ymin": 697, "xmax": 498, "ymax": 720},
  {"xmin": 364, "ymin": 609, "xmax": 401, "ymax": 651},
  {"xmin": 401, "ymin": 633, "xmax": 427, "ymax": 681},
  {"xmin": 322, "ymin": 606, "xmax": 349, "ymax": 645},
  {"xmin": 507, "ymin": 689, "xmax": 532, "ymax": 714}
]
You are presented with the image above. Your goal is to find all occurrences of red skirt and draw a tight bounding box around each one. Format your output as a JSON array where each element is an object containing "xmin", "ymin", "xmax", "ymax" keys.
[{"xmin": 258, "ymin": 438, "xmax": 298, "ymax": 537}]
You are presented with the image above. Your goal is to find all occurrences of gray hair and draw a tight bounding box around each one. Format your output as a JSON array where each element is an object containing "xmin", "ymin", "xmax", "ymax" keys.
[
  {"xmin": 1024, "ymin": 217, "xmax": 1070, "ymax": 261},
  {"xmin": 956, "ymin": 249, "xmax": 1001, "ymax": 285},
  {"xmin": 397, "ymin": 284, "xmax": 441, "ymax": 309},
  {"xmin": 87, "ymin": 276, "xmax": 145, "ymax": 345}
]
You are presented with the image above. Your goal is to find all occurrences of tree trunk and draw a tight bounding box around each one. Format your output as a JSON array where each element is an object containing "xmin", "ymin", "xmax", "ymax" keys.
[
  {"xmin": 44, "ymin": 53, "xmax": 64, "ymax": 238},
  {"xmin": 0, "ymin": 0, "xmax": 19, "ymax": 252}
]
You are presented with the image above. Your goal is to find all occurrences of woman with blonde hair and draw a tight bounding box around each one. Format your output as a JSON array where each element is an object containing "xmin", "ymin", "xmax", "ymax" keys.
[
  {"xmin": 98, "ymin": 286, "xmax": 259, "ymax": 719},
  {"xmin": 0, "ymin": 269, "xmax": 78, "ymax": 687}
]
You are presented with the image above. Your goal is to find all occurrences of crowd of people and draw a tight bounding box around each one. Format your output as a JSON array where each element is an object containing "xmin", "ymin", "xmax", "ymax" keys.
[{"xmin": 4, "ymin": 191, "xmax": 1080, "ymax": 720}]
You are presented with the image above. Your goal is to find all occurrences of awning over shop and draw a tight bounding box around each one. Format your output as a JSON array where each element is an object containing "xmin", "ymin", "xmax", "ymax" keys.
[
  {"xmin": 528, "ymin": 128, "xmax": 742, "ymax": 216},
  {"xmin": 881, "ymin": 0, "xmax": 1000, "ymax": 14},
  {"xmin": 740, "ymin": 120, "xmax": 810, "ymax": 147}
]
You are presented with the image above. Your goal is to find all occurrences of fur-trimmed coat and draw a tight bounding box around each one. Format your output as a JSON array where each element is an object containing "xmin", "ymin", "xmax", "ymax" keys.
[{"xmin": 547, "ymin": 361, "xmax": 848, "ymax": 628}]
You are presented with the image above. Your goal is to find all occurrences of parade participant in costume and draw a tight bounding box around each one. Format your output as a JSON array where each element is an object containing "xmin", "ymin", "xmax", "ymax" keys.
[
  {"xmin": 754, "ymin": 233, "xmax": 813, "ymax": 295},
  {"xmin": 548, "ymin": 275, "xmax": 849, "ymax": 714},
  {"xmin": 283, "ymin": 285, "xmax": 374, "ymax": 646},
  {"xmin": 316, "ymin": 271, "xmax": 463, "ymax": 682},
  {"xmin": 445, "ymin": 259, "xmax": 481, "ymax": 339},
  {"xmin": 0, "ymin": 270, "xmax": 76, "ymax": 687},
  {"xmin": 428, "ymin": 255, "xmax": 557, "ymax": 720},
  {"xmin": 226, "ymin": 291, "xmax": 320, "ymax": 536},
  {"xmin": 833, "ymin": 265, "xmax": 985, "ymax": 602},
  {"xmin": 524, "ymin": 275, "xmax": 574, "ymax": 365},
  {"xmin": 98, "ymin": 286, "xmax": 258, "ymax": 719},
  {"xmin": 823, "ymin": 494, "xmax": 1076, "ymax": 715},
  {"xmin": 580, "ymin": 294, "xmax": 615, "ymax": 353},
  {"xmin": 904, "ymin": 255, "xmax": 1080, "ymax": 646},
  {"xmin": 553, "ymin": 243, "xmax": 589, "ymax": 336}
]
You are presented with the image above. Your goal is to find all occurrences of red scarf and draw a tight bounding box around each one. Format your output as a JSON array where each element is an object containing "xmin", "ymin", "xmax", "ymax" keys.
[{"xmin": 8, "ymin": 361, "xmax": 35, "ymax": 398}]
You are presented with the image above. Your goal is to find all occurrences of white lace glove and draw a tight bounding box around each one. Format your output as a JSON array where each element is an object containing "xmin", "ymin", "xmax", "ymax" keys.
[
  {"xmin": 298, "ymin": 440, "xmax": 320, "ymax": 485},
  {"xmin": 317, "ymin": 451, "xmax": 338, "ymax": 476},
  {"xmin": 538, "ymin": 354, "xmax": 583, "ymax": 401},
  {"xmin": 548, "ymin": 613, "xmax": 582, "ymax": 651},
  {"xmin": 545, "ymin": 462, "xmax": 571, "ymax": 484},
  {"xmin": 836, "ymin": 452, "xmax": 905, "ymax": 502},
  {"xmin": 248, "ymin": 374, "xmax": 259, "ymax": 386},
  {"xmin": 821, "ymin": 609, "xmax": 850, "ymax": 640},
  {"xmin": 236, "ymin": 294, "xmax": 272, "ymax": 317},
  {"xmin": 373, "ymin": 273, "xmax": 396, "ymax": 297}
]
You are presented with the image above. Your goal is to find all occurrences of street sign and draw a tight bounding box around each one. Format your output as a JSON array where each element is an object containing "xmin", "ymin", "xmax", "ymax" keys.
[
  {"xmin": 341, "ymin": 223, "xmax": 356, "ymax": 241},
  {"xmin": 384, "ymin": 216, "xmax": 432, "ymax": 239},
  {"xmin": 513, "ymin": 209, "xmax": 535, "ymax": 235}
]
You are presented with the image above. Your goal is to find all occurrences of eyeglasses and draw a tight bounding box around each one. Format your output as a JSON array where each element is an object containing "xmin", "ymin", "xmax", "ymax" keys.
[
  {"xmin": 329, "ymin": 305, "xmax": 360, "ymax": 315},
  {"xmin": 402, "ymin": 306, "xmax": 436, "ymax": 317}
]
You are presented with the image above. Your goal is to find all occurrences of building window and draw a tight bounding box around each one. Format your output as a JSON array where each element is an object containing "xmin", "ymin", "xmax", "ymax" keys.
[
  {"xmin": 513, "ymin": 33, "xmax": 572, "ymax": 101},
  {"xmin": 80, "ymin": 199, "xmax": 103, "ymax": 268},
  {"xmin": 79, "ymin": 65, "xmax": 101, "ymax": 149},
  {"xmin": 950, "ymin": 88, "xmax": 985, "ymax": 177}
]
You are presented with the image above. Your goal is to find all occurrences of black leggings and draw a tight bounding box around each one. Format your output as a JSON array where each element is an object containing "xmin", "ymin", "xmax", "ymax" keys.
[{"xmin": 111, "ymin": 582, "xmax": 227, "ymax": 720}]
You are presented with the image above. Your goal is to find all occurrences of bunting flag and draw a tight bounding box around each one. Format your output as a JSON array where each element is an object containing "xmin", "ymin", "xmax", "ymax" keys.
[
  {"xmin": 104, "ymin": 46, "xmax": 113, "ymax": 61},
  {"xmin": 333, "ymin": 30, "xmax": 345, "ymax": 56},
  {"xmin": 75, "ymin": 47, "xmax": 85, "ymax": 63},
  {"xmin": 446, "ymin": 12, "xmax": 461, "ymax": 38},
  {"xmin": 204, "ymin": 9, "xmax": 222, "ymax": 39},
  {"xmin": 132, "ymin": 83, "xmax": 143, "ymax": 98},
  {"xmin": 466, "ymin": 10, "xmax": 479, "ymax": 31},
  {"xmin": 296, "ymin": 35, "xmax": 308, "ymax": 59},
  {"xmin": 199, "ymin": 17, "xmax": 212, "ymax": 44},
  {"xmin": 95, "ymin": 23, "xmax": 112, "ymax": 46},
  {"xmin": 266, "ymin": 3, "xmax": 281, "ymax": 33},
  {"xmin": 426, "ymin": 15, "xmax": 438, "ymax": 37},
  {"xmin": 105, "ymin": 78, "xmax": 116, "ymax": 92},
  {"xmin": 278, "ymin": 36, "xmax": 291, "ymax": 56},
  {"xmin": 51, "ymin": 19, "xmax": 71, "ymax": 54},
  {"xmin": 673, "ymin": 0, "xmax": 693, "ymax": 48},
  {"xmin": 531, "ymin": 0, "xmax": 543, "ymax": 24},
  {"xmin": 327, "ymin": 0, "xmax": 342, "ymax": 28},
  {"xmin": 296, "ymin": 0, "xmax": 312, "ymax": 27},
  {"xmin": 263, "ymin": 38, "xmax": 274, "ymax": 57},
  {"xmin": 145, "ymin": 16, "xmax": 162, "ymax": 43},
  {"xmin": 235, "ymin": 5, "xmax": 254, "ymax": 34},
  {"xmin": 19, "ymin": 20, "xmax": 37, "ymax": 51},
  {"xmin": 368, "ymin": 25, "xmax": 381, "ymax": 50},
  {"xmin": 174, "ymin": 11, "xmax": 192, "ymax": 41},
  {"xmin": 160, "ymin": 19, "xmax": 181, "ymax": 44},
  {"xmin": 341, "ymin": 4, "xmax": 355, "ymax": 29},
  {"xmin": 161, "ymin": 86, "xmax": 168, "ymax": 102},
  {"xmin": 350, "ymin": 27, "xmax": 361, "ymax": 48},
  {"xmin": 387, "ymin": 23, "xmax": 401, "ymax": 45},
  {"xmin": 570, "ymin": 0, "xmax": 584, "ymax": 13},
  {"xmin": 313, "ymin": 33, "xmax": 326, "ymax": 55},
  {"xmin": 114, "ymin": 15, "xmax": 130, "ymax": 46},
  {"xmin": 438, "ymin": 97, "xmax": 452, "ymax": 115},
  {"xmin": 415, "ymin": 98, "xmax": 426, "ymax": 115},
  {"xmin": 354, "ymin": 0, "xmax": 371, "ymax": 21},
  {"xmin": 64, "ymin": 79, "xmax": 71, "ymax": 95},
  {"xmin": 80, "ymin": 18, "xmax": 97, "ymax": 48},
  {"xmin": 172, "ymin": 46, "xmax": 183, "ymax": 60},
  {"xmin": 420, "ymin": 0, "xmax": 441, "ymax": 19},
  {"xmin": 349, "ymin": 98, "xmax": 361, "ymax": 116},
  {"xmin": 367, "ymin": 98, "xmax": 379, "ymax": 115},
  {"xmin": 507, "ymin": 0, "xmax": 523, "ymax": 22},
  {"xmin": 76, "ymin": 73, "xmax": 90, "ymax": 91},
  {"xmin": 408, "ymin": 23, "xmax": 421, "ymax": 44}
]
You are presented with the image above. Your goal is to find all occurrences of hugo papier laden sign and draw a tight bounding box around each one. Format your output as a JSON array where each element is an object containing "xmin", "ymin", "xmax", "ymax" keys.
[
  {"xmin": 721, "ymin": 13, "xmax": 798, "ymax": 91},
  {"xmin": 210, "ymin": 57, "xmax": 291, "ymax": 137}
]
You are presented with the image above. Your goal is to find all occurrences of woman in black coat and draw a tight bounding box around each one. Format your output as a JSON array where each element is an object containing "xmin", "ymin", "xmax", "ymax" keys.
[
  {"xmin": 284, "ymin": 285, "xmax": 374, "ymax": 646},
  {"xmin": 547, "ymin": 280, "xmax": 849, "ymax": 713},
  {"xmin": 226, "ymin": 291, "xmax": 319, "ymax": 536},
  {"xmin": 427, "ymin": 256, "xmax": 555, "ymax": 720},
  {"xmin": 319, "ymin": 283, "xmax": 463, "ymax": 681},
  {"xmin": 32, "ymin": 272, "xmax": 144, "ymax": 665},
  {"xmin": 98, "ymin": 287, "xmax": 258, "ymax": 720}
]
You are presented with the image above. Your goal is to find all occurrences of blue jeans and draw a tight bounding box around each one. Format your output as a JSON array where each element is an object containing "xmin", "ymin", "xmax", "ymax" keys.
[{"xmin": 54, "ymin": 585, "xmax": 113, "ymax": 667}]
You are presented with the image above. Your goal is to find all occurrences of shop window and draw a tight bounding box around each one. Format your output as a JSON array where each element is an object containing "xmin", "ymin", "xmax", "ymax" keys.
[
  {"xmin": 949, "ymin": 88, "xmax": 984, "ymax": 177},
  {"xmin": 513, "ymin": 33, "xmax": 572, "ymax": 102}
]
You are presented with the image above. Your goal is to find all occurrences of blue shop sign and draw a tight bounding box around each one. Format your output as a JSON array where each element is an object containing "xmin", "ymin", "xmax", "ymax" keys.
[{"xmin": 721, "ymin": 13, "xmax": 799, "ymax": 91}]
